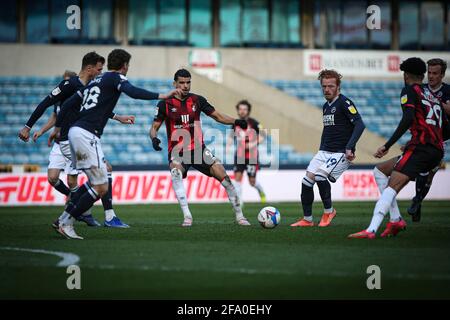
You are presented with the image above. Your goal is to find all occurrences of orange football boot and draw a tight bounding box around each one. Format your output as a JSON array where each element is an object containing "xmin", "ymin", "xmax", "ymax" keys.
[
  {"xmin": 348, "ymin": 230, "xmax": 376, "ymax": 239},
  {"xmin": 290, "ymin": 218, "xmax": 314, "ymax": 227},
  {"xmin": 318, "ymin": 209, "xmax": 337, "ymax": 227},
  {"xmin": 380, "ymin": 219, "xmax": 407, "ymax": 238}
]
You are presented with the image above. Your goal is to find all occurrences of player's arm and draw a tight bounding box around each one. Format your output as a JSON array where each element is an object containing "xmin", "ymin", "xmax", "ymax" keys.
[
  {"xmin": 118, "ymin": 79, "xmax": 181, "ymax": 100},
  {"xmin": 375, "ymin": 88, "xmax": 416, "ymax": 158},
  {"xmin": 111, "ymin": 112, "xmax": 136, "ymax": 125},
  {"xmin": 32, "ymin": 112, "xmax": 56, "ymax": 142},
  {"xmin": 19, "ymin": 80, "xmax": 68, "ymax": 142},
  {"xmin": 149, "ymin": 101, "xmax": 166, "ymax": 151},
  {"xmin": 341, "ymin": 102, "xmax": 365, "ymax": 161},
  {"xmin": 48, "ymin": 92, "xmax": 83, "ymax": 146},
  {"xmin": 199, "ymin": 96, "xmax": 248, "ymax": 129}
]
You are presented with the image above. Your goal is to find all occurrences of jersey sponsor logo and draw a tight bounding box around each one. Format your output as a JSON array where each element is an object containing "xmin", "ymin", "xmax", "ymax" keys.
[
  {"xmin": 192, "ymin": 104, "xmax": 197, "ymax": 112},
  {"xmin": 345, "ymin": 100, "xmax": 351, "ymax": 105},
  {"xmin": 323, "ymin": 114, "xmax": 335, "ymax": 126},
  {"xmin": 63, "ymin": 81, "xmax": 69, "ymax": 86},
  {"xmin": 401, "ymin": 94, "xmax": 408, "ymax": 104},
  {"xmin": 181, "ymin": 114, "xmax": 190, "ymax": 123},
  {"xmin": 348, "ymin": 106, "xmax": 357, "ymax": 114},
  {"xmin": 52, "ymin": 87, "xmax": 61, "ymax": 96}
]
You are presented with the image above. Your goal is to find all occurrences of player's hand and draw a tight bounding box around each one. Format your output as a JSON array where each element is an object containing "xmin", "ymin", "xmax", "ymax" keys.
[
  {"xmin": 345, "ymin": 149, "xmax": 355, "ymax": 161},
  {"xmin": 234, "ymin": 119, "xmax": 248, "ymax": 129},
  {"xmin": 48, "ymin": 128, "xmax": 61, "ymax": 147},
  {"xmin": 152, "ymin": 137, "xmax": 162, "ymax": 151},
  {"xmin": 18, "ymin": 126, "xmax": 31, "ymax": 142},
  {"xmin": 400, "ymin": 144, "xmax": 406, "ymax": 152},
  {"xmin": 115, "ymin": 115, "xmax": 135, "ymax": 124},
  {"xmin": 32, "ymin": 130, "xmax": 43, "ymax": 142},
  {"xmin": 374, "ymin": 145, "xmax": 388, "ymax": 158},
  {"xmin": 161, "ymin": 89, "xmax": 183, "ymax": 99}
]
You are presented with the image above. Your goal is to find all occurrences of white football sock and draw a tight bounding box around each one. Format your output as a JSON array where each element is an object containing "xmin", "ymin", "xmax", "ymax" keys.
[
  {"xmin": 253, "ymin": 181, "xmax": 265, "ymax": 195},
  {"xmin": 60, "ymin": 211, "xmax": 74, "ymax": 226},
  {"xmin": 233, "ymin": 181, "xmax": 242, "ymax": 203},
  {"xmin": 104, "ymin": 209, "xmax": 116, "ymax": 221},
  {"xmin": 373, "ymin": 167, "xmax": 402, "ymax": 222},
  {"xmin": 171, "ymin": 168, "xmax": 192, "ymax": 219},
  {"xmin": 367, "ymin": 187, "xmax": 397, "ymax": 233},
  {"xmin": 222, "ymin": 177, "xmax": 244, "ymax": 220}
]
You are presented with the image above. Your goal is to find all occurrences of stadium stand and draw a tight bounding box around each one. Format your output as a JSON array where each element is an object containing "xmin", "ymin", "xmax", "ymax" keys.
[
  {"xmin": 266, "ymin": 79, "xmax": 450, "ymax": 162},
  {"xmin": 0, "ymin": 76, "xmax": 312, "ymax": 168}
]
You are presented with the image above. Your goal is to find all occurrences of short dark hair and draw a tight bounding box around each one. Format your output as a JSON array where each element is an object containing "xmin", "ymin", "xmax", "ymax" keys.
[
  {"xmin": 236, "ymin": 100, "xmax": 252, "ymax": 113},
  {"xmin": 427, "ymin": 58, "xmax": 447, "ymax": 75},
  {"xmin": 400, "ymin": 57, "xmax": 426, "ymax": 77},
  {"xmin": 107, "ymin": 49, "xmax": 131, "ymax": 70},
  {"xmin": 318, "ymin": 69, "xmax": 342, "ymax": 86},
  {"xmin": 174, "ymin": 69, "xmax": 191, "ymax": 81},
  {"xmin": 81, "ymin": 51, "xmax": 105, "ymax": 69}
]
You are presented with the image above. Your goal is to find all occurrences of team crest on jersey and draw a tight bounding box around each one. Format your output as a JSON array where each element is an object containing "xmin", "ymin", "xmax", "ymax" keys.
[
  {"xmin": 401, "ymin": 94, "xmax": 408, "ymax": 104},
  {"xmin": 52, "ymin": 87, "xmax": 61, "ymax": 96},
  {"xmin": 330, "ymin": 106, "xmax": 336, "ymax": 113},
  {"xmin": 171, "ymin": 107, "xmax": 177, "ymax": 112},
  {"xmin": 348, "ymin": 105, "xmax": 357, "ymax": 114}
]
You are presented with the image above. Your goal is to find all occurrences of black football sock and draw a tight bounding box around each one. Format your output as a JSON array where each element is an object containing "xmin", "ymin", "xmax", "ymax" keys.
[
  {"xmin": 53, "ymin": 179, "xmax": 70, "ymax": 196},
  {"xmin": 317, "ymin": 179, "xmax": 333, "ymax": 212},
  {"xmin": 414, "ymin": 174, "xmax": 428, "ymax": 202},
  {"xmin": 101, "ymin": 173, "xmax": 113, "ymax": 211},
  {"xmin": 69, "ymin": 182, "xmax": 89, "ymax": 204},
  {"xmin": 67, "ymin": 187, "xmax": 99, "ymax": 219},
  {"xmin": 301, "ymin": 177, "xmax": 315, "ymax": 219}
]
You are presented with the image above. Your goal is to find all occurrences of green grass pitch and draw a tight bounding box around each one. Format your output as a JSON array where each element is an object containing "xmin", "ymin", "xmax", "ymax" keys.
[{"xmin": 1, "ymin": 201, "xmax": 449, "ymax": 299}]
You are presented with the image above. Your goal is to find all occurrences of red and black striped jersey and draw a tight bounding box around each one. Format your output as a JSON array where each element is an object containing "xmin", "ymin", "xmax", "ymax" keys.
[
  {"xmin": 232, "ymin": 117, "xmax": 260, "ymax": 161},
  {"xmin": 154, "ymin": 93, "xmax": 215, "ymax": 154},
  {"xmin": 401, "ymin": 84, "xmax": 447, "ymax": 152}
]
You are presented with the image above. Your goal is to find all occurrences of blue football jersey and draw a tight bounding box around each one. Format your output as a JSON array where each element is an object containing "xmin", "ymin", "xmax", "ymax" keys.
[
  {"xmin": 73, "ymin": 72, "xmax": 129, "ymax": 137},
  {"xmin": 320, "ymin": 94, "xmax": 362, "ymax": 153}
]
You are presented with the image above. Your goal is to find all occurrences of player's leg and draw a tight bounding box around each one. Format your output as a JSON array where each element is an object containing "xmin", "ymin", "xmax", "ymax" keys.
[
  {"xmin": 169, "ymin": 160, "xmax": 193, "ymax": 227},
  {"xmin": 291, "ymin": 152, "xmax": 325, "ymax": 226},
  {"xmin": 373, "ymin": 157, "xmax": 402, "ymax": 223},
  {"xmin": 290, "ymin": 171, "xmax": 316, "ymax": 227},
  {"xmin": 59, "ymin": 140, "xmax": 101, "ymax": 227},
  {"xmin": 47, "ymin": 144, "xmax": 70, "ymax": 196},
  {"xmin": 102, "ymin": 161, "xmax": 129, "ymax": 228},
  {"xmin": 209, "ymin": 162, "xmax": 250, "ymax": 225},
  {"xmin": 233, "ymin": 167, "xmax": 244, "ymax": 207},
  {"xmin": 407, "ymin": 164, "xmax": 439, "ymax": 221},
  {"xmin": 57, "ymin": 127, "xmax": 108, "ymax": 239},
  {"xmin": 315, "ymin": 152, "xmax": 350, "ymax": 227},
  {"xmin": 247, "ymin": 165, "xmax": 266, "ymax": 203}
]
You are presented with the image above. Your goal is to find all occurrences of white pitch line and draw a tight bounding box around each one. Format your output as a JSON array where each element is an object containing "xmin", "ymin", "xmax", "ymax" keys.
[{"xmin": 0, "ymin": 247, "xmax": 80, "ymax": 267}]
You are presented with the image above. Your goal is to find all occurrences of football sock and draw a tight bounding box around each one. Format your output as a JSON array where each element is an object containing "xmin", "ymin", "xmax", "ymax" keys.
[
  {"xmin": 234, "ymin": 181, "xmax": 242, "ymax": 202},
  {"xmin": 253, "ymin": 181, "xmax": 265, "ymax": 195},
  {"xmin": 104, "ymin": 209, "xmax": 116, "ymax": 221},
  {"xmin": 301, "ymin": 176, "xmax": 315, "ymax": 218},
  {"xmin": 221, "ymin": 176, "xmax": 244, "ymax": 220},
  {"xmin": 316, "ymin": 176, "xmax": 333, "ymax": 213},
  {"xmin": 415, "ymin": 173, "xmax": 429, "ymax": 202},
  {"xmin": 373, "ymin": 167, "xmax": 402, "ymax": 222},
  {"xmin": 67, "ymin": 186, "xmax": 100, "ymax": 220},
  {"xmin": 171, "ymin": 168, "xmax": 192, "ymax": 219},
  {"xmin": 367, "ymin": 187, "xmax": 397, "ymax": 233},
  {"xmin": 53, "ymin": 179, "xmax": 70, "ymax": 196},
  {"xmin": 101, "ymin": 173, "xmax": 113, "ymax": 211},
  {"xmin": 69, "ymin": 182, "xmax": 89, "ymax": 206}
]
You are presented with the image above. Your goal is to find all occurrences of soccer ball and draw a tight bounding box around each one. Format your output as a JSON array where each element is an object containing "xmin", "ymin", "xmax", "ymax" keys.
[{"xmin": 257, "ymin": 206, "xmax": 281, "ymax": 229}]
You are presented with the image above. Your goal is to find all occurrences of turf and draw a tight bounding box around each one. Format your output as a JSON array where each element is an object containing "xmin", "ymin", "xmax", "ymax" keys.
[{"xmin": 0, "ymin": 201, "xmax": 450, "ymax": 299}]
